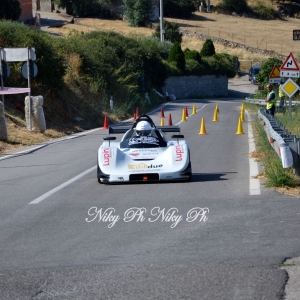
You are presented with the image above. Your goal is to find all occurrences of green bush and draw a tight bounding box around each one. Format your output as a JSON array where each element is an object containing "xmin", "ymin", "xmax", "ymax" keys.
[
  {"xmin": 185, "ymin": 50, "xmax": 201, "ymax": 63},
  {"xmin": 255, "ymin": 57, "xmax": 283, "ymax": 87},
  {"xmin": 218, "ymin": 0, "xmax": 249, "ymax": 14},
  {"xmin": 153, "ymin": 21, "xmax": 183, "ymax": 44},
  {"xmin": 200, "ymin": 39, "xmax": 216, "ymax": 57},
  {"xmin": 184, "ymin": 59, "xmax": 203, "ymax": 75},
  {"xmin": 164, "ymin": 0, "xmax": 197, "ymax": 18},
  {"xmin": 0, "ymin": 21, "xmax": 65, "ymax": 89},
  {"xmin": 168, "ymin": 42, "xmax": 185, "ymax": 71}
]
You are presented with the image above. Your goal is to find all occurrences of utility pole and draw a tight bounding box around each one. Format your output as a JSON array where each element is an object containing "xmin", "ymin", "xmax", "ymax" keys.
[{"xmin": 160, "ymin": 0, "xmax": 164, "ymax": 42}]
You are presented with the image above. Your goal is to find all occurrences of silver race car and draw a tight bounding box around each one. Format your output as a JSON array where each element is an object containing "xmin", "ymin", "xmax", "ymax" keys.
[{"xmin": 97, "ymin": 114, "xmax": 192, "ymax": 183}]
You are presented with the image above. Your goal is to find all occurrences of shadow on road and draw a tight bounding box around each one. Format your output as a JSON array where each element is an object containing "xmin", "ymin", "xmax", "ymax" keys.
[{"xmin": 191, "ymin": 172, "xmax": 237, "ymax": 182}]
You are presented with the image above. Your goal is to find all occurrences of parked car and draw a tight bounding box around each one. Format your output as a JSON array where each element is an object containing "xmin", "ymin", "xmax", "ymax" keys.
[{"xmin": 249, "ymin": 66, "xmax": 262, "ymax": 84}]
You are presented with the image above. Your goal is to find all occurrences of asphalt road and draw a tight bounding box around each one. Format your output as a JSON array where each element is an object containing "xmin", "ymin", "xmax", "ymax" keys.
[{"xmin": 0, "ymin": 76, "xmax": 300, "ymax": 299}]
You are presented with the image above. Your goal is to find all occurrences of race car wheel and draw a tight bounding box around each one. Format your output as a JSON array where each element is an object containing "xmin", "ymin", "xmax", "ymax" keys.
[{"xmin": 97, "ymin": 157, "xmax": 103, "ymax": 184}]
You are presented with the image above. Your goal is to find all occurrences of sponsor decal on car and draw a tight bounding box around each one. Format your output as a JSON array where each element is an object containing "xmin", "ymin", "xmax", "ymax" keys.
[
  {"xmin": 175, "ymin": 145, "xmax": 184, "ymax": 162},
  {"xmin": 128, "ymin": 136, "xmax": 159, "ymax": 145},
  {"xmin": 128, "ymin": 163, "xmax": 163, "ymax": 170},
  {"xmin": 102, "ymin": 148, "xmax": 112, "ymax": 166}
]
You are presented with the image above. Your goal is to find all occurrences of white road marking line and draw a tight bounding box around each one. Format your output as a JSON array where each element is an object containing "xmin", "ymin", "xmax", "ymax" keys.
[
  {"xmin": 247, "ymin": 112, "xmax": 261, "ymax": 195},
  {"xmin": 29, "ymin": 166, "xmax": 96, "ymax": 204}
]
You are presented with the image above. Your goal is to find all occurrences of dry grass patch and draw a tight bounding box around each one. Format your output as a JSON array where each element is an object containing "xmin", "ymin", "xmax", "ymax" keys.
[{"xmin": 0, "ymin": 113, "xmax": 80, "ymax": 155}]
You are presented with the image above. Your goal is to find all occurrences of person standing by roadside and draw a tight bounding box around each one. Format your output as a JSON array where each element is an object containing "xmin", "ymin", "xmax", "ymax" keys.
[
  {"xmin": 265, "ymin": 84, "xmax": 277, "ymax": 116},
  {"xmin": 278, "ymin": 79, "xmax": 285, "ymax": 113}
]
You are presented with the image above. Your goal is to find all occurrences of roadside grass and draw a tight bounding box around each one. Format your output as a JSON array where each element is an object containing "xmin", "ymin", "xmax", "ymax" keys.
[
  {"xmin": 276, "ymin": 106, "xmax": 300, "ymax": 137},
  {"xmin": 245, "ymin": 102, "xmax": 299, "ymax": 188}
]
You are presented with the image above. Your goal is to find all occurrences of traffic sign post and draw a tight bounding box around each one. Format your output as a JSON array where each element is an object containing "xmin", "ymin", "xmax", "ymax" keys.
[
  {"xmin": 279, "ymin": 52, "xmax": 300, "ymax": 119},
  {"xmin": 293, "ymin": 30, "xmax": 300, "ymax": 41},
  {"xmin": 279, "ymin": 52, "xmax": 300, "ymax": 78},
  {"xmin": 281, "ymin": 78, "xmax": 300, "ymax": 119},
  {"xmin": 269, "ymin": 65, "xmax": 283, "ymax": 83}
]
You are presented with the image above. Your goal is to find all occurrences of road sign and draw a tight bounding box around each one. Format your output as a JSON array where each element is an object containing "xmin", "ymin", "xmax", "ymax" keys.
[
  {"xmin": 269, "ymin": 78, "xmax": 283, "ymax": 84},
  {"xmin": 280, "ymin": 52, "xmax": 300, "ymax": 78},
  {"xmin": 293, "ymin": 30, "xmax": 300, "ymax": 41},
  {"xmin": 280, "ymin": 52, "xmax": 300, "ymax": 70},
  {"xmin": 21, "ymin": 61, "xmax": 38, "ymax": 79},
  {"xmin": 0, "ymin": 48, "xmax": 36, "ymax": 62},
  {"xmin": 269, "ymin": 65, "xmax": 283, "ymax": 83},
  {"xmin": 281, "ymin": 78, "xmax": 299, "ymax": 98},
  {"xmin": 269, "ymin": 65, "xmax": 280, "ymax": 78}
]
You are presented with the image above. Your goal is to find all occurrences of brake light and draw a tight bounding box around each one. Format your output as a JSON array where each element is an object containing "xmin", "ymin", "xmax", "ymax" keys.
[{"xmin": 143, "ymin": 176, "xmax": 148, "ymax": 181}]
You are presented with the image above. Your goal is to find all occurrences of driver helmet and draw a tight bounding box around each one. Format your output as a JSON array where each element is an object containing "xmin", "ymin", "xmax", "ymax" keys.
[{"xmin": 136, "ymin": 121, "xmax": 152, "ymax": 136}]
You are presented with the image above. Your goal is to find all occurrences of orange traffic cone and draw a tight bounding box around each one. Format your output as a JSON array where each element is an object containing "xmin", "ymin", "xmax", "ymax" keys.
[
  {"xmin": 160, "ymin": 117, "xmax": 165, "ymax": 126},
  {"xmin": 135, "ymin": 107, "xmax": 139, "ymax": 118},
  {"xmin": 212, "ymin": 109, "xmax": 218, "ymax": 122},
  {"xmin": 103, "ymin": 114, "xmax": 109, "ymax": 129},
  {"xmin": 168, "ymin": 113, "xmax": 173, "ymax": 126},
  {"xmin": 181, "ymin": 108, "xmax": 187, "ymax": 122},
  {"xmin": 160, "ymin": 106, "xmax": 165, "ymax": 118},
  {"xmin": 236, "ymin": 117, "xmax": 244, "ymax": 134},
  {"xmin": 199, "ymin": 118, "xmax": 207, "ymax": 135},
  {"xmin": 185, "ymin": 106, "xmax": 189, "ymax": 117}
]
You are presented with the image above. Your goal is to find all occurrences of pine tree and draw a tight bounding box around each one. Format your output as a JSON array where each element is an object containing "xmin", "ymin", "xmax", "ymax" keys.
[
  {"xmin": 124, "ymin": 0, "xmax": 153, "ymax": 27},
  {"xmin": 168, "ymin": 42, "xmax": 185, "ymax": 71},
  {"xmin": 200, "ymin": 39, "xmax": 216, "ymax": 57}
]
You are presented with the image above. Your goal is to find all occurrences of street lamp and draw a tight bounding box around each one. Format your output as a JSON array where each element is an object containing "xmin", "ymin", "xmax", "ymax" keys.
[{"xmin": 160, "ymin": 0, "xmax": 164, "ymax": 42}]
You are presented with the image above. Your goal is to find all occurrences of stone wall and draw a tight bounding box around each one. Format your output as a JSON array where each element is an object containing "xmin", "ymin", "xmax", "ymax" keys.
[{"xmin": 162, "ymin": 75, "xmax": 228, "ymax": 98}]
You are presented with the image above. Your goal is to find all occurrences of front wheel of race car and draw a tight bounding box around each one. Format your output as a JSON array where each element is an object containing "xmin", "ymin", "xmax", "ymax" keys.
[{"xmin": 97, "ymin": 157, "xmax": 103, "ymax": 184}]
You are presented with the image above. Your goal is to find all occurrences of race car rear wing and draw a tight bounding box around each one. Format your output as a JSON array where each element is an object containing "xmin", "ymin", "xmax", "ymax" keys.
[{"xmin": 109, "ymin": 125, "xmax": 180, "ymax": 134}]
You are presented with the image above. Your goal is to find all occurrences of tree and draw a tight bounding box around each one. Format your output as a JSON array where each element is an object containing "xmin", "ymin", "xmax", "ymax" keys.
[
  {"xmin": 219, "ymin": 0, "xmax": 248, "ymax": 14},
  {"xmin": 153, "ymin": 21, "xmax": 183, "ymax": 43},
  {"xmin": 256, "ymin": 58, "xmax": 283, "ymax": 87},
  {"xmin": 124, "ymin": 0, "xmax": 153, "ymax": 27},
  {"xmin": 0, "ymin": 0, "xmax": 21, "ymax": 21},
  {"xmin": 164, "ymin": 0, "xmax": 196, "ymax": 18},
  {"xmin": 55, "ymin": 0, "xmax": 107, "ymax": 17},
  {"xmin": 200, "ymin": 39, "xmax": 215, "ymax": 57},
  {"xmin": 168, "ymin": 42, "xmax": 185, "ymax": 71}
]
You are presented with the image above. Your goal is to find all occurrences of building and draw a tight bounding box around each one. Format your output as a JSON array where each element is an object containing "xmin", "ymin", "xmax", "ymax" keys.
[
  {"xmin": 32, "ymin": 0, "xmax": 68, "ymax": 14},
  {"xmin": 19, "ymin": 0, "xmax": 33, "ymax": 22}
]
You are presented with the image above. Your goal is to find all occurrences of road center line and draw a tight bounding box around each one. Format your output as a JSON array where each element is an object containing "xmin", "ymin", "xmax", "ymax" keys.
[
  {"xmin": 247, "ymin": 112, "xmax": 261, "ymax": 195},
  {"xmin": 29, "ymin": 166, "xmax": 96, "ymax": 204}
]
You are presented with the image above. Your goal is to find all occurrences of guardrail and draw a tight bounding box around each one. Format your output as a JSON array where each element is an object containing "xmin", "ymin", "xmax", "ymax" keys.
[
  {"xmin": 257, "ymin": 109, "xmax": 299, "ymax": 175},
  {"xmin": 245, "ymin": 97, "xmax": 298, "ymax": 107}
]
